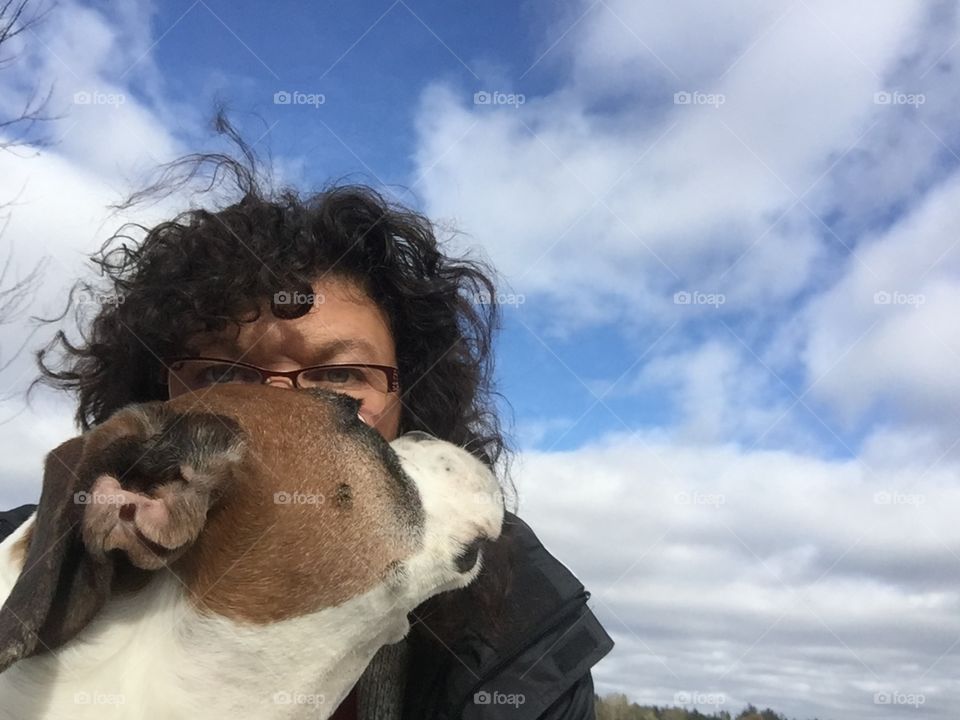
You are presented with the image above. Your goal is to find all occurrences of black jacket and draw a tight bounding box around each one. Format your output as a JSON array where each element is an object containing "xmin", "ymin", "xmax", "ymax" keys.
[{"xmin": 0, "ymin": 506, "xmax": 613, "ymax": 719}]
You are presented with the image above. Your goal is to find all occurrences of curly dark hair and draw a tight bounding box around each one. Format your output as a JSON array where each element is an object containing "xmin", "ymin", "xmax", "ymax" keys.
[
  {"xmin": 33, "ymin": 119, "xmax": 517, "ymax": 639},
  {"xmin": 36, "ymin": 165, "xmax": 509, "ymax": 473}
]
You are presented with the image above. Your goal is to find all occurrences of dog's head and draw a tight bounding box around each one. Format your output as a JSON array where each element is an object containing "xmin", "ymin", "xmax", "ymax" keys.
[{"xmin": 0, "ymin": 384, "xmax": 503, "ymax": 671}]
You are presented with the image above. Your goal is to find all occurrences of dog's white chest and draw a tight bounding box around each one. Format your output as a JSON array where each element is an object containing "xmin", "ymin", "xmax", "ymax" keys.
[{"xmin": 0, "ymin": 526, "xmax": 409, "ymax": 720}]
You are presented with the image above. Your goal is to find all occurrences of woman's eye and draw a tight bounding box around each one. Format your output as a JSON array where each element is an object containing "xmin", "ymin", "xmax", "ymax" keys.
[
  {"xmin": 303, "ymin": 367, "xmax": 367, "ymax": 386},
  {"xmin": 199, "ymin": 364, "xmax": 244, "ymax": 385},
  {"xmin": 321, "ymin": 368, "xmax": 354, "ymax": 384},
  {"xmin": 199, "ymin": 366, "xmax": 230, "ymax": 384}
]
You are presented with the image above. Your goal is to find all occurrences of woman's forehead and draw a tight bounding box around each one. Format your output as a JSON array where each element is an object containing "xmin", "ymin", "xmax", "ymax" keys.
[{"xmin": 188, "ymin": 278, "xmax": 396, "ymax": 364}]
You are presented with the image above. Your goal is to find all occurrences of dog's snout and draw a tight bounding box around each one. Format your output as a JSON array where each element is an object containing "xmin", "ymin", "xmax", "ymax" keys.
[
  {"xmin": 401, "ymin": 430, "xmax": 437, "ymax": 443},
  {"xmin": 454, "ymin": 537, "xmax": 487, "ymax": 573},
  {"xmin": 389, "ymin": 434, "xmax": 504, "ymax": 600}
]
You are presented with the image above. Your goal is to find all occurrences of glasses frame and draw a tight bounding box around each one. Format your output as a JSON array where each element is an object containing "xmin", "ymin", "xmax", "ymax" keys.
[{"xmin": 165, "ymin": 356, "xmax": 401, "ymax": 395}]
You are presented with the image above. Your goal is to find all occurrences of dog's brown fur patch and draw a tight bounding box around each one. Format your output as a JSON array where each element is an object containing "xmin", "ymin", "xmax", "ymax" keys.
[{"xmin": 164, "ymin": 385, "xmax": 421, "ymax": 624}]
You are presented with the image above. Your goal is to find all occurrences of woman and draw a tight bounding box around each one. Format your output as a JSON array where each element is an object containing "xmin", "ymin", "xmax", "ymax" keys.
[{"xmin": 0, "ymin": 149, "xmax": 613, "ymax": 719}]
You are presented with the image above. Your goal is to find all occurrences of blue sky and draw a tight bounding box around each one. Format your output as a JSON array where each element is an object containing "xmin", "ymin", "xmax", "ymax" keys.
[
  {"xmin": 137, "ymin": 0, "xmax": 912, "ymax": 458},
  {"xmin": 141, "ymin": 0, "xmax": 695, "ymax": 453},
  {"xmin": 140, "ymin": 0, "xmax": 636, "ymax": 450},
  {"xmin": 149, "ymin": 0, "xmax": 548, "ymax": 182},
  {"xmin": 2, "ymin": 1, "xmax": 960, "ymax": 718}
]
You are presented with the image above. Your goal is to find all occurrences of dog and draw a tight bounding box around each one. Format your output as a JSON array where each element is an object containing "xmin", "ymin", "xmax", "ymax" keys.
[{"xmin": 0, "ymin": 384, "xmax": 503, "ymax": 719}]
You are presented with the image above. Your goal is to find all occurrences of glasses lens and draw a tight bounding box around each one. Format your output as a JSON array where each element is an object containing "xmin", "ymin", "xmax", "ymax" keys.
[
  {"xmin": 298, "ymin": 365, "xmax": 390, "ymax": 412},
  {"xmin": 169, "ymin": 360, "xmax": 262, "ymax": 393},
  {"xmin": 298, "ymin": 365, "xmax": 388, "ymax": 392}
]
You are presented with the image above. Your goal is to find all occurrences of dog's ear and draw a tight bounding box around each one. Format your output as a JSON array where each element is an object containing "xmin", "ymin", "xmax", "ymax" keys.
[{"xmin": 0, "ymin": 435, "xmax": 113, "ymax": 673}]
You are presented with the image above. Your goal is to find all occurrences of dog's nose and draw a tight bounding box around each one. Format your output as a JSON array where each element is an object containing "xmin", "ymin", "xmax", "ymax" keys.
[
  {"xmin": 454, "ymin": 537, "xmax": 487, "ymax": 573},
  {"xmin": 389, "ymin": 435, "xmax": 504, "ymax": 599}
]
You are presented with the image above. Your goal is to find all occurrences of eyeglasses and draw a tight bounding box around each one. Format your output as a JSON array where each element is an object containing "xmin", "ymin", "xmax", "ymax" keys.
[{"xmin": 165, "ymin": 357, "xmax": 400, "ymax": 415}]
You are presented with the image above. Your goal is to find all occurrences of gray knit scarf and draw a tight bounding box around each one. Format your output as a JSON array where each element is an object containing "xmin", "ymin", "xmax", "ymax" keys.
[{"xmin": 355, "ymin": 637, "xmax": 408, "ymax": 720}]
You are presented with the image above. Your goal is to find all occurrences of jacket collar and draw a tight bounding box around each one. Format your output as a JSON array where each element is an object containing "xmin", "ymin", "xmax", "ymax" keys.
[{"xmin": 402, "ymin": 513, "xmax": 614, "ymax": 719}]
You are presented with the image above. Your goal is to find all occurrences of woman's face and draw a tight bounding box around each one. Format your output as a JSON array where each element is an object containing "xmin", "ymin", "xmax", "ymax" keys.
[{"xmin": 178, "ymin": 276, "xmax": 403, "ymax": 441}]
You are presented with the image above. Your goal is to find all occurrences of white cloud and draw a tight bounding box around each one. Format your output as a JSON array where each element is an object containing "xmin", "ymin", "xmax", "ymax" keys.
[
  {"xmin": 411, "ymin": 2, "xmax": 960, "ymax": 717},
  {"xmin": 413, "ymin": 0, "xmax": 930, "ymax": 330},
  {"xmin": 0, "ymin": 0, "xmax": 186, "ymax": 489},
  {"xmin": 0, "ymin": 1, "xmax": 178, "ymax": 175},
  {"xmin": 514, "ymin": 431, "xmax": 960, "ymax": 719},
  {"xmin": 0, "ymin": 394, "xmax": 75, "ymax": 507},
  {"xmin": 801, "ymin": 168, "xmax": 960, "ymax": 436},
  {"xmin": 632, "ymin": 338, "xmax": 798, "ymax": 446},
  {"xmin": 411, "ymin": 0, "xmax": 960, "ymax": 462}
]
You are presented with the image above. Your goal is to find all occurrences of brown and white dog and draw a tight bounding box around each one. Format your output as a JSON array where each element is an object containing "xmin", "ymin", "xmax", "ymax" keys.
[{"xmin": 0, "ymin": 384, "xmax": 503, "ymax": 719}]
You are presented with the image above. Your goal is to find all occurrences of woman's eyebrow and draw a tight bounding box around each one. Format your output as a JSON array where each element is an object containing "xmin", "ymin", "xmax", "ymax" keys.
[
  {"xmin": 193, "ymin": 337, "xmax": 382, "ymax": 364},
  {"xmin": 307, "ymin": 337, "xmax": 380, "ymax": 363}
]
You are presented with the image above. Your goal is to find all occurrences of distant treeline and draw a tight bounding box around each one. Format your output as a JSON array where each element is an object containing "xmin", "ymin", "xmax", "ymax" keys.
[{"xmin": 594, "ymin": 693, "xmax": 823, "ymax": 720}]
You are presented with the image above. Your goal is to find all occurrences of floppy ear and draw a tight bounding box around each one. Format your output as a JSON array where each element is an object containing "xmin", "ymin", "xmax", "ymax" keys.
[{"xmin": 0, "ymin": 435, "xmax": 114, "ymax": 673}]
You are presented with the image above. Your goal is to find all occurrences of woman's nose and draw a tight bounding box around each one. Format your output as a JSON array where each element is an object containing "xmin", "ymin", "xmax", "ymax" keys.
[{"xmin": 263, "ymin": 376, "xmax": 296, "ymax": 390}]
